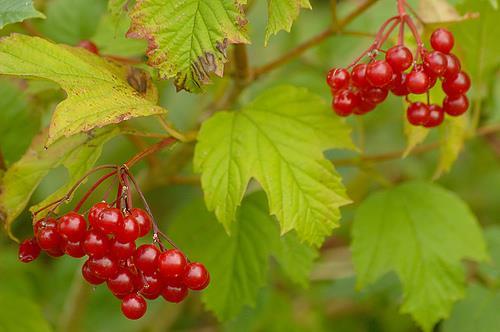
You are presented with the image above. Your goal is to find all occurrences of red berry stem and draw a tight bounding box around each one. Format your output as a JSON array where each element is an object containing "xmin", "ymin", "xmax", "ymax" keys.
[
  {"xmin": 73, "ymin": 171, "xmax": 117, "ymax": 213},
  {"xmin": 125, "ymin": 137, "xmax": 177, "ymax": 168},
  {"xmin": 122, "ymin": 168, "xmax": 181, "ymax": 252}
]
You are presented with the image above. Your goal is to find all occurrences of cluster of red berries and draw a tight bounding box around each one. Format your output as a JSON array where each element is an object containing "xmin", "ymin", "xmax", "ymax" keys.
[
  {"xmin": 327, "ymin": 27, "xmax": 470, "ymax": 128},
  {"xmin": 18, "ymin": 167, "xmax": 209, "ymax": 320}
]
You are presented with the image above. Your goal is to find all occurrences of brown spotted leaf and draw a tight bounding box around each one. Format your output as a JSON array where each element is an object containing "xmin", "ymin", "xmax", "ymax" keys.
[
  {"xmin": 127, "ymin": 0, "xmax": 249, "ymax": 93},
  {"xmin": 0, "ymin": 34, "xmax": 165, "ymax": 145}
]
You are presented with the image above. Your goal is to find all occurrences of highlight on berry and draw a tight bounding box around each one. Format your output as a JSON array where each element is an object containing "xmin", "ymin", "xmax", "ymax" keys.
[{"xmin": 326, "ymin": 9, "xmax": 470, "ymax": 128}]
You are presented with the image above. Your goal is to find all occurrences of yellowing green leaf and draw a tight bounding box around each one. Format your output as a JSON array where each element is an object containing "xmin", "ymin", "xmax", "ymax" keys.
[
  {"xmin": 170, "ymin": 191, "xmax": 316, "ymax": 320},
  {"xmin": 127, "ymin": 0, "xmax": 249, "ymax": 92},
  {"xmin": 0, "ymin": 1, "xmax": 44, "ymax": 29},
  {"xmin": 0, "ymin": 34, "xmax": 165, "ymax": 145},
  {"xmin": 0, "ymin": 128, "xmax": 118, "ymax": 238},
  {"xmin": 403, "ymin": 121, "xmax": 429, "ymax": 157},
  {"xmin": 434, "ymin": 115, "xmax": 467, "ymax": 178},
  {"xmin": 194, "ymin": 85, "xmax": 354, "ymax": 246},
  {"xmin": 418, "ymin": 0, "xmax": 465, "ymax": 24},
  {"xmin": 352, "ymin": 181, "xmax": 488, "ymax": 332},
  {"xmin": 265, "ymin": 0, "xmax": 311, "ymax": 45}
]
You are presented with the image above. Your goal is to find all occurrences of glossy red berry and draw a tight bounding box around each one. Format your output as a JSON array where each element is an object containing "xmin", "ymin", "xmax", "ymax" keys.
[
  {"xmin": 82, "ymin": 260, "xmax": 105, "ymax": 285},
  {"xmin": 351, "ymin": 64, "xmax": 370, "ymax": 89},
  {"xmin": 88, "ymin": 255, "xmax": 118, "ymax": 280},
  {"xmin": 385, "ymin": 45, "xmax": 413, "ymax": 72},
  {"xmin": 83, "ymin": 230, "xmax": 110, "ymax": 257},
  {"xmin": 364, "ymin": 87, "xmax": 388, "ymax": 104},
  {"xmin": 121, "ymin": 294, "xmax": 147, "ymax": 320},
  {"xmin": 18, "ymin": 238, "xmax": 41, "ymax": 263},
  {"xmin": 62, "ymin": 240, "xmax": 85, "ymax": 258},
  {"xmin": 134, "ymin": 244, "xmax": 160, "ymax": 275},
  {"xmin": 354, "ymin": 98, "xmax": 376, "ymax": 115},
  {"xmin": 37, "ymin": 227, "xmax": 62, "ymax": 251},
  {"xmin": 162, "ymin": 285, "xmax": 188, "ymax": 303},
  {"xmin": 366, "ymin": 60, "xmax": 394, "ymax": 87},
  {"xmin": 88, "ymin": 202, "xmax": 109, "ymax": 228},
  {"xmin": 46, "ymin": 247, "xmax": 65, "ymax": 257},
  {"xmin": 184, "ymin": 262, "xmax": 210, "ymax": 290},
  {"xmin": 443, "ymin": 53, "xmax": 461, "ymax": 79},
  {"xmin": 107, "ymin": 268, "xmax": 137, "ymax": 296},
  {"xmin": 389, "ymin": 73, "xmax": 407, "ymax": 96},
  {"xmin": 110, "ymin": 238, "xmax": 136, "ymax": 260},
  {"xmin": 130, "ymin": 208, "xmax": 152, "ymax": 237},
  {"xmin": 138, "ymin": 272, "xmax": 164, "ymax": 300},
  {"xmin": 116, "ymin": 215, "xmax": 140, "ymax": 243},
  {"xmin": 406, "ymin": 69, "xmax": 429, "ymax": 94},
  {"xmin": 407, "ymin": 102, "xmax": 430, "ymax": 126},
  {"xmin": 424, "ymin": 104, "xmax": 445, "ymax": 128},
  {"xmin": 33, "ymin": 218, "xmax": 57, "ymax": 235},
  {"xmin": 97, "ymin": 207, "xmax": 123, "ymax": 235},
  {"xmin": 443, "ymin": 94, "xmax": 469, "ymax": 116},
  {"xmin": 424, "ymin": 51, "xmax": 448, "ymax": 77},
  {"xmin": 77, "ymin": 40, "xmax": 99, "ymax": 54},
  {"xmin": 442, "ymin": 71, "xmax": 471, "ymax": 96},
  {"xmin": 158, "ymin": 249, "xmax": 188, "ymax": 280},
  {"xmin": 58, "ymin": 212, "xmax": 87, "ymax": 242},
  {"xmin": 332, "ymin": 89, "xmax": 359, "ymax": 116},
  {"xmin": 326, "ymin": 68, "xmax": 350, "ymax": 90},
  {"xmin": 430, "ymin": 28, "xmax": 454, "ymax": 54}
]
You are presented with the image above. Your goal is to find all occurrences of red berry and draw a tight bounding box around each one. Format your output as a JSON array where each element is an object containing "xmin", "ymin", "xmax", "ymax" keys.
[
  {"xmin": 430, "ymin": 28, "xmax": 454, "ymax": 54},
  {"xmin": 33, "ymin": 218, "xmax": 57, "ymax": 235},
  {"xmin": 390, "ymin": 73, "xmax": 409, "ymax": 96},
  {"xmin": 366, "ymin": 60, "xmax": 393, "ymax": 87},
  {"xmin": 183, "ymin": 262, "xmax": 210, "ymax": 290},
  {"xmin": 77, "ymin": 40, "xmax": 99, "ymax": 54},
  {"xmin": 443, "ymin": 53, "xmax": 461, "ymax": 79},
  {"xmin": 424, "ymin": 104, "xmax": 445, "ymax": 128},
  {"xmin": 332, "ymin": 89, "xmax": 359, "ymax": 116},
  {"xmin": 18, "ymin": 238, "xmax": 41, "ymax": 263},
  {"xmin": 443, "ymin": 94, "xmax": 469, "ymax": 116},
  {"xmin": 36, "ymin": 227, "xmax": 62, "ymax": 251},
  {"xmin": 62, "ymin": 240, "xmax": 85, "ymax": 258},
  {"xmin": 88, "ymin": 255, "xmax": 118, "ymax": 280},
  {"xmin": 354, "ymin": 98, "xmax": 376, "ymax": 115},
  {"xmin": 326, "ymin": 68, "xmax": 350, "ymax": 90},
  {"xmin": 351, "ymin": 64, "xmax": 370, "ymax": 89},
  {"xmin": 83, "ymin": 230, "xmax": 110, "ymax": 257},
  {"xmin": 58, "ymin": 212, "xmax": 87, "ymax": 242},
  {"xmin": 116, "ymin": 215, "xmax": 140, "ymax": 243},
  {"xmin": 97, "ymin": 208, "xmax": 123, "ymax": 235},
  {"xmin": 88, "ymin": 202, "xmax": 109, "ymax": 228},
  {"xmin": 46, "ymin": 247, "xmax": 65, "ymax": 257},
  {"xmin": 130, "ymin": 208, "xmax": 152, "ymax": 237},
  {"xmin": 107, "ymin": 268, "xmax": 137, "ymax": 296},
  {"xmin": 407, "ymin": 102, "xmax": 430, "ymax": 126},
  {"xmin": 424, "ymin": 51, "xmax": 448, "ymax": 77},
  {"xmin": 385, "ymin": 45, "xmax": 413, "ymax": 72},
  {"xmin": 134, "ymin": 244, "xmax": 160, "ymax": 274},
  {"xmin": 82, "ymin": 259, "xmax": 105, "ymax": 285},
  {"xmin": 442, "ymin": 71, "xmax": 471, "ymax": 96},
  {"xmin": 138, "ymin": 272, "xmax": 164, "ymax": 300},
  {"xmin": 110, "ymin": 238, "xmax": 136, "ymax": 260},
  {"xmin": 158, "ymin": 249, "xmax": 188, "ymax": 280},
  {"xmin": 406, "ymin": 69, "xmax": 429, "ymax": 94},
  {"xmin": 363, "ymin": 87, "xmax": 388, "ymax": 104},
  {"xmin": 162, "ymin": 285, "xmax": 188, "ymax": 303},
  {"xmin": 121, "ymin": 294, "xmax": 147, "ymax": 320}
]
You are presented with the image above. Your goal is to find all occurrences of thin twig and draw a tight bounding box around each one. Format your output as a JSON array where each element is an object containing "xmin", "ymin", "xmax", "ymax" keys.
[
  {"xmin": 125, "ymin": 137, "xmax": 177, "ymax": 168},
  {"xmin": 73, "ymin": 171, "xmax": 117, "ymax": 212},
  {"xmin": 253, "ymin": 0, "xmax": 379, "ymax": 79}
]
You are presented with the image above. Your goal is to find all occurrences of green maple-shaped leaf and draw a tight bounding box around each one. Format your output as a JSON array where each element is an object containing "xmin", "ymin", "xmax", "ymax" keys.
[
  {"xmin": 127, "ymin": 0, "xmax": 249, "ymax": 92},
  {"xmin": 352, "ymin": 181, "xmax": 488, "ymax": 332},
  {"xmin": 265, "ymin": 0, "xmax": 311, "ymax": 45},
  {"xmin": 194, "ymin": 85, "xmax": 354, "ymax": 246},
  {"xmin": 170, "ymin": 191, "xmax": 317, "ymax": 320},
  {"xmin": 0, "ymin": 34, "xmax": 165, "ymax": 145},
  {"xmin": 0, "ymin": 128, "xmax": 119, "ymax": 238},
  {"xmin": 0, "ymin": 0, "xmax": 45, "ymax": 29}
]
